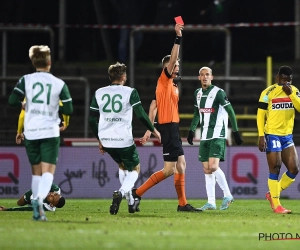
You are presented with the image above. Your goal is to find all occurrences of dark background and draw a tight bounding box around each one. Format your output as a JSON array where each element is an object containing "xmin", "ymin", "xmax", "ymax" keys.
[
  {"xmin": 0, "ymin": 0, "xmax": 296, "ymax": 64},
  {"xmin": 0, "ymin": 0, "xmax": 299, "ymax": 145}
]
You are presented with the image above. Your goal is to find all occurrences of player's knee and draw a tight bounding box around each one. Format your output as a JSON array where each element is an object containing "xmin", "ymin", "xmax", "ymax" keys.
[
  {"xmin": 162, "ymin": 164, "xmax": 176, "ymax": 176},
  {"xmin": 289, "ymin": 167, "xmax": 299, "ymax": 176},
  {"xmin": 133, "ymin": 164, "xmax": 140, "ymax": 174},
  {"xmin": 176, "ymin": 164, "xmax": 186, "ymax": 173},
  {"xmin": 273, "ymin": 165, "xmax": 281, "ymax": 173},
  {"xmin": 208, "ymin": 164, "xmax": 219, "ymax": 172},
  {"xmin": 163, "ymin": 168, "xmax": 174, "ymax": 177},
  {"xmin": 209, "ymin": 166, "xmax": 218, "ymax": 172}
]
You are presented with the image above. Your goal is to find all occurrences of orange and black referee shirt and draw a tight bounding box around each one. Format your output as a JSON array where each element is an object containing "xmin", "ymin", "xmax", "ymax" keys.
[{"xmin": 156, "ymin": 68, "xmax": 179, "ymax": 124}]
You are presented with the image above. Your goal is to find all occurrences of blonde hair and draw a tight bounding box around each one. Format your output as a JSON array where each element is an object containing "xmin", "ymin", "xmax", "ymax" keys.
[
  {"xmin": 108, "ymin": 62, "xmax": 126, "ymax": 82},
  {"xmin": 199, "ymin": 66, "xmax": 212, "ymax": 75},
  {"xmin": 29, "ymin": 45, "xmax": 51, "ymax": 68}
]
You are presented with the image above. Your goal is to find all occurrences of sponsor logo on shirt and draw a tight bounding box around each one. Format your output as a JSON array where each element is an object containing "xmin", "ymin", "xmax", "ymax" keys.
[
  {"xmin": 199, "ymin": 108, "xmax": 215, "ymax": 113},
  {"xmin": 272, "ymin": 97, "xmax": 294, "ymax": 110},
  {"xmin": 272, "ymin": 102, "xmax": 294, "ymax": 110},
  {"xmin": 100, "ymin": 138, "xmax": 124, "ymax": 141},
  {"xmin": 26, "ymin": 127, "xmax": 53, "ymax": 132},
  {"xmin": 104, "ymin": 118, "xmax": 122, "ymax": 122},
  {"xmin": 30, "ymin": 109, "xmax": 53, "ymax": 116}
]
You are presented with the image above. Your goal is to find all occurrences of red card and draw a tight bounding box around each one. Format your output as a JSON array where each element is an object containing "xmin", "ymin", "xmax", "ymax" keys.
[{"xmin": 174, "ymin": 16, "xmax": 184, "ymax": 25}]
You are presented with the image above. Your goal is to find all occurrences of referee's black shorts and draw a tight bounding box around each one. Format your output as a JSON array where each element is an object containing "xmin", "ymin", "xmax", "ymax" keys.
[{"xmin": 158, "ymin": 122, "xmax": 184, "ymax": 162}]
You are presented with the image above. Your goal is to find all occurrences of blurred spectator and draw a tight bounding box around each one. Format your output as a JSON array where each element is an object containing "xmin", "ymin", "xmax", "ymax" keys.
[
  {"xmin": 111, "ymin": 0, "xmax": 148, "ymax": 63},
  {"xmin": 200, "ymin": 0, "xmax": 233, "ymax": 66}
]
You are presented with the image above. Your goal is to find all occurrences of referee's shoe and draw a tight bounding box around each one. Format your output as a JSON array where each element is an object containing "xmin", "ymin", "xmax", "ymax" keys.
[{"xmin": 177, "ymin": 204, "xmax": 203, "ymax": 212}]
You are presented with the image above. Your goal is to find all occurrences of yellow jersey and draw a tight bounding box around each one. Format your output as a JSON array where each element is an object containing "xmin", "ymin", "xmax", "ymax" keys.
[{"xmin": 257, "ymin": 83, "xmax": 300, "ymax": 136}]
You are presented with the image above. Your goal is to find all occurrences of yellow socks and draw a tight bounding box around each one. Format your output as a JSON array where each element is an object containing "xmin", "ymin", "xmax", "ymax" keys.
[
  {"xmin": 268, "ymin": 178, "xmax": 280, "ymax": 208},
  {"xmin": 279, "ymin": 172, "xmax": 295, "ymax": 191}
]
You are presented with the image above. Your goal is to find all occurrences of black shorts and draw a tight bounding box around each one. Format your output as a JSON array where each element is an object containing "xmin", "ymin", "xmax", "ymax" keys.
[{"xmin": 158, "ymin": 123, "xmax": 184, "ymax": 162}]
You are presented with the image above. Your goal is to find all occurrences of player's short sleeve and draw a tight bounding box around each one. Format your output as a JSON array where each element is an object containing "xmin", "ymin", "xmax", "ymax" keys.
[
  {"xmin": 292, "ymin": 86, "xmax": 300, "ymax": 98},
  {"xmin": 13, "ymin": 77, "xmax": 26, "ymax": 96},
  {"xmin": 129, "ymin": 88, "xmax": 141, "ymax": 107},
  {"xmin": 289, "ymin": 86, "xmax": 300, "ymax": 112},
  {"xmin": 257, "ymin": 88, "xmax": 269, "ymax": 110},
  {"xmin": 258, "ymin": 88, "xmax": 268, "ymax": 103},
  {"xmin": 217, "ymin": 89, "xmax": 230, "ymax": 107},
  {"xmin": 89, "ymin": 94, "xmax": 99, "ymax": 112},
  {"xmin": 193, "ymin": 88, "xmax": 199, "ymax": 107},
  {"xmin": 50, "ymin": 183, "xmax": 61, "ymax": 194},
  {"xmin": 59, "ymin": 83, "xmax": 72, "ymax": 103},
  {"xmin": 24, "ymin": 189, "xmax": 33, "ymax": 203}
]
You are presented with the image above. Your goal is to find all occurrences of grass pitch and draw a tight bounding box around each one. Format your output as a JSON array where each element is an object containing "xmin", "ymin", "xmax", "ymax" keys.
[{"xmin": 0, "ymin": 199, "xmax": 299, "ymax": 249}]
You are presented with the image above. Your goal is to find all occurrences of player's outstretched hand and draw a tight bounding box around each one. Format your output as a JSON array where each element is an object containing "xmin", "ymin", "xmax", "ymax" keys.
[
  {"xmin": 140, "ymin": 130, "xmax": 151, "ymax": 145},
  {"xmin": 187, "ymin": 130, "xmax": 194, "ymax": 145},
  {"xmin": 0, "ymin": 206, "xmax": 7, "ymax": 211},
  {"xmin": 233, "ymin": 131, "xmax": 243, "ymax": 145}
]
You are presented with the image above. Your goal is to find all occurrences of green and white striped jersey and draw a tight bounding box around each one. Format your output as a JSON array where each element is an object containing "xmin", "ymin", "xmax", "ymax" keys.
[{"xmin": 193, "ymin": 85, "xmax": 231, "ymax": 140}]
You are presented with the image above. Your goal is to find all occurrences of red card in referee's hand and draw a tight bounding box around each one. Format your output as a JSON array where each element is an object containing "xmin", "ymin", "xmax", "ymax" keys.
[{"xmin": 174, "ymin": 16, "xmax": 184, "ymax": 25}]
